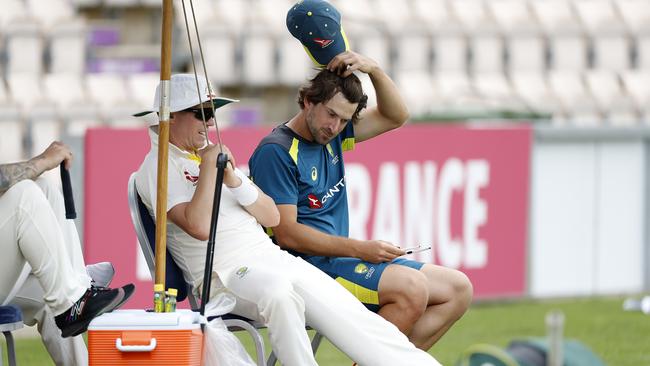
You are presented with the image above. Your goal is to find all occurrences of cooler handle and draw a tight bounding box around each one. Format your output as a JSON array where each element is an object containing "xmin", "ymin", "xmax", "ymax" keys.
[{"xmin": 115, "ymin": 338, "xmax": 157, "ymax": 352}]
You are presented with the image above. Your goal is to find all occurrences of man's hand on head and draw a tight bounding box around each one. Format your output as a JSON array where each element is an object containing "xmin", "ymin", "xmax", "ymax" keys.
[{"xmin": 327, "ymin": 51, "xmax": 379, "ymax": 78}]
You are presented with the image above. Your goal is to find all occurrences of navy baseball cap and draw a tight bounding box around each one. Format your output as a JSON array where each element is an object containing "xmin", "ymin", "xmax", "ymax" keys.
[{"xmin": 287, "ymin": 0, "xmax": 349, "ymax": 67}]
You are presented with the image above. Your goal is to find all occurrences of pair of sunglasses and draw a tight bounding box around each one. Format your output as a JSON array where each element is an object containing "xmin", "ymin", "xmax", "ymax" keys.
[{"xmin": 185, "ymin": 108, "xmax": 214, "ymax": 121}]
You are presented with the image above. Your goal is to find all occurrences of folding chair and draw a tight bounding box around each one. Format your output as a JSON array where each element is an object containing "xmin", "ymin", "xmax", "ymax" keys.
[
  {"xmin": 0, "ymin": 305, "xmax": 23, "ymax": 366},
  {"xmin": 127, "ymin": 173, "xmax": 323, "ymax": 365}
]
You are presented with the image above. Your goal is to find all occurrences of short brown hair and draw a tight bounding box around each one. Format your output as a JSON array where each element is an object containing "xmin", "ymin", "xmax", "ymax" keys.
[{"xmin": 298, "ymin": 69, "xmax": 368, "ymax": 124}]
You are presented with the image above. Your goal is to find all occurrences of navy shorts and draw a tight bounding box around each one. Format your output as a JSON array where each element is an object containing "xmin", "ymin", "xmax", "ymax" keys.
[{"xmin": 305, "ymin": 256, "xmax": 424, "ymax": 312}]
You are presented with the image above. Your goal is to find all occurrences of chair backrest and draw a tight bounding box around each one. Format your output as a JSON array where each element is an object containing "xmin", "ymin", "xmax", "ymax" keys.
[{"xmin": 127, "ymin": 173, "xmax": 190, "ymax": 303}]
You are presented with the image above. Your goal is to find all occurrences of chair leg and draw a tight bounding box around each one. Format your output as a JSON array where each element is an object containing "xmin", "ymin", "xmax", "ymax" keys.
[
  {"xmin": 222, "ymin": 319, "xmax": 265, "ymax": 366},
  {"xmin": 3, "ymin": 331, "xmax": 17, "ymax": 366},
  {"xmin": 311, "ymin": 332, "xmax": 323, "ymax": 356},
  {"xmin": 266, "ymin": 351, "xmax": 277, "ymax": 366}
]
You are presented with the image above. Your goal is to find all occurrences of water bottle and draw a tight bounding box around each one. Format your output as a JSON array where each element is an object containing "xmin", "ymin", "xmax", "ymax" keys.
[
  {"xmin": 154, "ymin": 284, "xmax": 165, "ymax": 313},
  {"xmin": 165, "ymin": 288, "xmax": 178, "ymax": 313}
]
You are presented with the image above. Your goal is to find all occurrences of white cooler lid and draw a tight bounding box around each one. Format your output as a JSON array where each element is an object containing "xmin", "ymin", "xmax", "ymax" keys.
[{"xmin": 88, "ymin": 309, "xmax": 204, "ymax": 330}]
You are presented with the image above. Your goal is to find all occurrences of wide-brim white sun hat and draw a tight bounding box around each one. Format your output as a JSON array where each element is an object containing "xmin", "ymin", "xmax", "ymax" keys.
[{"xmin": 133, "ymin": 73, "xmax": 238, "ymax": 117}]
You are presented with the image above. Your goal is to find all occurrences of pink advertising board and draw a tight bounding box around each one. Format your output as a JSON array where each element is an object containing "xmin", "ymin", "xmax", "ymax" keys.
[{"xmin": 84, "ymin": 124, "xmax": 531, "ymax": 309}]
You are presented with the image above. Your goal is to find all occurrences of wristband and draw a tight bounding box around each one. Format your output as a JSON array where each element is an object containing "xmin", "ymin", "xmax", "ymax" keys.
[{"xmin": 230, "ymin": 170, "xmax": 258, "ymax": 206}]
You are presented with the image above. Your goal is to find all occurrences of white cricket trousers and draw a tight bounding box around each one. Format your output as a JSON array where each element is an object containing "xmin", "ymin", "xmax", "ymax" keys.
[
  {"xmin": 0, "ymin": 178, "xmax": 91, "ymax": 365},
  {"xmin": 213, "ymin": 244, "xmax": 441, "ymax": 366}
]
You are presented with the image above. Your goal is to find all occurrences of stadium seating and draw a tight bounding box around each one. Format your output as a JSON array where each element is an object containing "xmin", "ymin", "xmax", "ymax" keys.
[{"xmin": 3, "ymin": 0, "xmax": 650, "ymax": 159}]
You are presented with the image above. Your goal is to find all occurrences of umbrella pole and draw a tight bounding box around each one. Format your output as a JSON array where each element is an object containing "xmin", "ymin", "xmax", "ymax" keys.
[{"xmin": 154, "ymin": 0, "xmax": 173, "ymax": 291}]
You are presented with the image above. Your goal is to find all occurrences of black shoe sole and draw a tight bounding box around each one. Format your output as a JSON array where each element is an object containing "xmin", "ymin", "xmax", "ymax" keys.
[{"xmin": 60, "ymin": 288, "xmax": 125, "ymax": 338}]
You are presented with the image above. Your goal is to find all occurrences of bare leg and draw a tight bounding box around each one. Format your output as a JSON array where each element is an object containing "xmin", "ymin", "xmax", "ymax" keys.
[
  {"xmin": 408, "ymin": 264, "xmax": 473, "ymax": 350},
  {"xmin": 376, "ymin": 265, "xmax": 429, "ymax": 335}
]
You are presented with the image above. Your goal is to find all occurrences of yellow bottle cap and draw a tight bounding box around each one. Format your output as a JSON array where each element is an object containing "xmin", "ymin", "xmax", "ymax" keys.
[
  {"xmin": 154, "ymin": 284, "xmax": 164, "ymax": 292},
  {"xmin": 167, "ymin": 288, "xmax": 178, "ymax": 296}
]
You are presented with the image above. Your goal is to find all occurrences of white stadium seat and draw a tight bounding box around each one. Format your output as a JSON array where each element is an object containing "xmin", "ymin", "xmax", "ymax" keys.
[
  {"xmin": 253, "ymin": 0, "xmax": 292, "ymax": 36},
  {"xmin": 395, "ymin": 71, "xmax": 438, "ymax": 117},
  {"xmin": 615, "ymin": 0, "xmax": 650, "ymax": 34},
  {"xmin": 0, "ymin": 121, "xmax": 25, "ymax": 163},
  {"xmin": 472, "ymin": 73, "xmax": 522, "ymax": 110},
  {"xmin": 173, "ymin": 0, "xmax": 214, "ymax": 30},
  {"xmin": 434, "ymin": 34, "xmax": 468, "ymax": 74},
  {"xmin": 49, "ymin": 19, "xmax": 87, "ymax": 75},
  {"xmin": 574, "ymin": 0, "xmax": 629, "ymax": 71},
  {"xmin": 411, "ymin": 0, "xmax": 458, "ymax": 32},
  {"xmin": 393, "ymin": 31, "xmax": 432, "ymax": 75},
  {"xmin": 450, "ymin": 0, "xmax": 494, "ymax": 34},
  {"xmin": 43, "ymin": 73, "xmax": 100, "ymax": 134},
  {"xmin": 86, "ymin": 73, "xmax": 138, "ymax": 127},
  {"xmin": 350, "ymin": 25, "xmax": 392, "ymax": 76},
  {"xmin": 0, "ymin": 0, "xmax": 27, "ymax": 31},
  {"xmin": 43, "ymin": 73, "xmax": 87, "ymax": 109},
  {"xmin": 126, "ymin": 73, "xmax": 160, "ymax": 110},
  {"xmin": 489, "ymin": 0, "xmax": 545, "ymax": 74},
  {"xmin": 620, "ymin": 70, "xmax": 650, "ymax": 122},
  {"xmin": 585, "ymin": 71, "xmax": 638, "ymax": 125},
  {"xmin": 25, "ymin": 0, "xmax": 75, "ymax": 30},
  {"xmin": 202, "ymin": 25, "xmax": 240, "ymax": 86},
  {"xmin": 551, "ymin": 34, "xmax": 589, "ymax": 72},
  {"xmin": 30, "ymin": 120, "xmax": 62, "ymax": 157},
  {"xmin": 241, "ymin": 28, "xmax": 276, "ymax": 87},
  {"xmin": 277, "ymin": 34, "xmax": 314, "ymax": 86},
  {"xmin": 548, "ymin": 71, "xmax": 601, "ymax": 125},
  {"xmin": 374, "ymin": 0, "xmax": 414, "ymax": 36},
  {"xmin": 511, "ymin": 72, "xmax": 562, "ymax": 115},
  {"xmin": 489, "ymin": 0, "xmax": 536, "ymax": 33},
  {"xmin": 531, "ymin": 0, "xmax": 581, "ymax": 33},
  {"xmin": 7, "ymin": 73, "xmax": 47, "ymax": 110},
  {"xmin": 5, "ymin": 20, "xmax": 44, "ymax": 76},
  {"xmin": 532, "ymin": 1, "xmax": 587, "ymax": 72},
  {"xmin": 434, "ymin": 72, "xmax": 476, "ymax": 105},
  {"xmin": 331, "ymin": 0, "xmax": 376, "ymax": 25}
]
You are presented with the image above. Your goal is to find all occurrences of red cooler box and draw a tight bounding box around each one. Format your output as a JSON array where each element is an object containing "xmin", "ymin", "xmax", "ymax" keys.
[{"xmin": 88, "ymin": 309, "xmax": 204, "ymax": 365}]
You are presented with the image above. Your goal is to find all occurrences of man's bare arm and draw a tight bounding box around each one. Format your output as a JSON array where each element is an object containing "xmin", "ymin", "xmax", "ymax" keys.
[
  {"xmin": 326, "ymin": 51, "xmax": 409, "ymax": 143},
  {"xmin": 0, "ymin": 160, "xmax": 42, "ymax": 195},
  {"xmin": 0, "ymin": 141, "xmax": 72, "ymax": 196},
  {"xmin": 273, "ymin": 204, "xmax": 404, "ymax": 263}
]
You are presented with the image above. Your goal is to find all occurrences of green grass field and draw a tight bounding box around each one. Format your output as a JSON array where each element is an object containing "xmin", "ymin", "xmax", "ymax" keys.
[{"xmin": 4, "ymin": 296, "xmax": 649, "ymax": 365}]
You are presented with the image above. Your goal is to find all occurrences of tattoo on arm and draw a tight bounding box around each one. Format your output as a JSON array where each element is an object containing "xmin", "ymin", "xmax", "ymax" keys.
[{"xmin": 0, "ymin": 160, "xmax": 42, "ymax": 195}]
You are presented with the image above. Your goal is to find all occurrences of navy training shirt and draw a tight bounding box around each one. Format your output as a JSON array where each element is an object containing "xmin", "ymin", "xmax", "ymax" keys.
[{"xmin": 249, "ymin": 122, "xmax": 355, "ymax": 242}]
